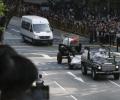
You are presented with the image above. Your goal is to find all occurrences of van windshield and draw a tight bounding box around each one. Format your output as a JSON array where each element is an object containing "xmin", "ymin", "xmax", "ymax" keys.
[{"xmin": 33, "ymin": 24, "xmax": 51, "ymax": 33}]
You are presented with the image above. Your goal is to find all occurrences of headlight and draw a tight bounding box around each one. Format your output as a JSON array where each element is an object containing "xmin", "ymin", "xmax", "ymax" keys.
[
  {"xmin": 34, "ymin": 35, "xmax": 39, "ymax": 39},
  {"xmin": 98, "ymin": 66, "xmax": 101, "ymax": 70},
  {"xmin": 116, "ymin": 66, "xmax": 119, "ymax": 69}
]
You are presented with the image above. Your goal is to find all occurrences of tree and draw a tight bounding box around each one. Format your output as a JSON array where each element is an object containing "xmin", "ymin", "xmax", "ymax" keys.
[
  {"xmin": 0, "ymin": 0, "xmax": 6, "ymax": 42},
  {"xmin": 0, "ymin": 0, "xmax": 23, "ymax": 42},
  {"xmin": 0, "ymin": 0, "xmax": 6, "ymax": 16},
  {"xmin": 3, "ymin": 0, "xmax": 23, "ymax": 27}
]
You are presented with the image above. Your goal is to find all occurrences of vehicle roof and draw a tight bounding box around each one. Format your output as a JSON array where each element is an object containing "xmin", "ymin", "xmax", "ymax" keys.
[{"xmin": 22, "ymin": 15, "xmax": 49, "ymax": 24}]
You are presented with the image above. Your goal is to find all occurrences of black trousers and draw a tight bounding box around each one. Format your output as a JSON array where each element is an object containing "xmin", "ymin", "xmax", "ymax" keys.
[{"xmin": 117, "ymin": 38, "xmax": 120, "ymax": 52}]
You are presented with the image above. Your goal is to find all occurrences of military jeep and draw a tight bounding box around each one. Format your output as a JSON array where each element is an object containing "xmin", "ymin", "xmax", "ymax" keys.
[
  {"xmin": 57, "ymin": 36, "xmax": 81, "ymax": 69},
  {"xmin": 81, "ymin": 47, "xmax": 120, "ymax": 80}
]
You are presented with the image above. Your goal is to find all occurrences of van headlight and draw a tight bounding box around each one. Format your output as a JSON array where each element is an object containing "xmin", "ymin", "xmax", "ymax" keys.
[
  {"xmin": 116, "ymin": 66, "xmax": 119, "ymax": 69},
  {"xmin": 48, "ymin": 32, "xmax": 53, "ymax": 39},
  {"xmin": 34, "ymin": 35, "xmax": 39, "ymax": 39}
]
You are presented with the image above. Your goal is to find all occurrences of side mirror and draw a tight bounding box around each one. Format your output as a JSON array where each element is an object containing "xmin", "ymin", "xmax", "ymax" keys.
[
  {"xmin": 30, "ymin": 25, "xmax": 33, "ymax": 32},
  {"xmin": 50, "ymin": 27, "xmax": 54, "ymax": 31},
  {"xmin": 30, "ymin": 28, "xmax": 33, "ymax": 32},
  {"xmin": 51, "ymin": 28, "xmax": 54, "ymax": 31}
]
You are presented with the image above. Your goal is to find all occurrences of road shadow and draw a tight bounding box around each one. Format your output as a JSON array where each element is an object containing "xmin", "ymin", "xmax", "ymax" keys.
[{"xmin": 21, "ymin": 40, "xmax": 53, "ymax": 47}]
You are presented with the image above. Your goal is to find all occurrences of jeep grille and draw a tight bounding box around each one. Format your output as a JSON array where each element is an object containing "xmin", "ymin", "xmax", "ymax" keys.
[{"xmin": 102, "ymin": 64, "xmax": 115, "ymax": 71}]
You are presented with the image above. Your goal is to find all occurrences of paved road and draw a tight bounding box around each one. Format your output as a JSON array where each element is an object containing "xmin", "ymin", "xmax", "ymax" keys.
[{"xmin": 3, "ymin": 17, "xmax": 120, "ymax": 100}]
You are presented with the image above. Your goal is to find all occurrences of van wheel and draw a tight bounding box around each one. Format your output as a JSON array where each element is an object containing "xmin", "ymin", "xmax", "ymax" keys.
[
  {"xmin": 48, "ymin": 40, "xmax": 53, "ymax": 46},
  {"xmin": 32, "ymin": 39, "xmax": 36, "ymax": 45},
  {"xmin": 22, "ymin": 35, "xmax": 26, "ymax": 42},
  {"xmin": 49, "ymin": 41, "xmax": 53, "ymax": 45}
]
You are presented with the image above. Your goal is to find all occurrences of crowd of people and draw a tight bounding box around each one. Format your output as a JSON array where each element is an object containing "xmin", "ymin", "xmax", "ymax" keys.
[
  {"xmin": 88, "ymin": 15, "xmax": 120, "ymax": 44},
  {"xmin": 22, "ymin": 2, "xmax": 120, "ymax": 45}
]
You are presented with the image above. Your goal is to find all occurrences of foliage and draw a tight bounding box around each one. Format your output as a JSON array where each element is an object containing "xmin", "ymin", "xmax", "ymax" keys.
[
  {"xmin": 2, "ymin": 0, "xmax": 23, "ymax": 27},
  {"xmin": 0, "ymin": 0, "xmax": 6, "ymax": 16},
  {"xmin": 0, "ymin": 0, "xmax": 6, "ymax": 37}
]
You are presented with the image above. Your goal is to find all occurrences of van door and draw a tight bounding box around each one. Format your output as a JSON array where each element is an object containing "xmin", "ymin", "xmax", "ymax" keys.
[
  {"xmin": 21, "ymin": 21, "xmax": 33, "ymax": 42},
  {"xmin": 29, "ymin": 24, "xmax": 34, "ymax": 39},
  {"xmin": 21, "ymin": 21, "xmax": 30, "ymax": 36}
]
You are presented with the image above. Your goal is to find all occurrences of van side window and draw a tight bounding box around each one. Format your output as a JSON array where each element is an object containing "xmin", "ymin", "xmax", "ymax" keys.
[{"xmin": 21, "ymin": 21, "xmax": 30, "ymax": 30}]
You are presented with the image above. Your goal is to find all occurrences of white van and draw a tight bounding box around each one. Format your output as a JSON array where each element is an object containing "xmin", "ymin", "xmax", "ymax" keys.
[{"xmin": 20, "ymin": 15, "xmax": 53, "ymax": 45}]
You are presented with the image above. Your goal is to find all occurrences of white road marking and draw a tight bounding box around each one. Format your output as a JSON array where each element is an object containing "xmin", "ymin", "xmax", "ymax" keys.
[
  {"xmin": 41, "ymin": 54, "xmax": 52, "ymax": 59},
  {"xmin": 28, "ymin": 56, "xmax": 56, "ymax": 60},
  {"xmin": 81, "ymin": 89, "xmax": 106, "ymax": 96},
  {"xmin": 75, "ymin": 77, "xmax": 84, "ymax": 83},
  {"xmin": 67, "ymin": 72, "xmax": 84, "ymax": 83},
  {"xmin": 67, "ymin": 72, "xmax": 76, "ymax": 77},
  {"xmin": 11, "ymin": 28, "xmax": 20, "ymax": 33},
  {"xmin": 24, "ymin": 53, "xmax": 53, "ymax": 59},
  {"xmin": 109, "ymin": 80, "xmax": 120, "ymax": 88},
  {"xmin": 54, "ymin": 81, "xmax": 66, "ymax": 91},
  {"xmin": 70, "ymin": 95, "xmax": 78, "ymax": 100},
  {"xmin": 54, "ymin": 81, "xmax": 78, "ymax": 100},
  {"xmin": 14, "ymin": 49, "xmax": 57, "ymax": 53},
  {"xmin": 42, "ymin": 71, "xmax": 48, "ymax": 76},
  {"xmin": 42, "ymin": 71, "xmax": 57, "ymax": 76}
]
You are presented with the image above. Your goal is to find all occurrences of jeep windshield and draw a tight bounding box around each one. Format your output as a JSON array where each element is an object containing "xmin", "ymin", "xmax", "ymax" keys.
[
  {"xmin": 33, "ymin": 24, "xmax": 51, "ymax": 33},
  {"xmin": 93, "ymin": 57, "xmax": 115, "ymax": 64}
]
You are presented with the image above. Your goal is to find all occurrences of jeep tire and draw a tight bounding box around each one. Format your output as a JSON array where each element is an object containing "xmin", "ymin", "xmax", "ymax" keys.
[
  {"xmin": 92, "ymin": 69, "xmax": 98, "ymax": 80},
  {"xmin": 57, "ymin": 53, "xmax": 62, "ymax": 64},
  {"xmin": 114, "ymin": 74, "xmax": 119, "ymax": 80},
  {"xmin": 81, "ymin": 63, "xmax": 87, "ymax": 75},
  {"xmin": 69, "ymin": 64, "xmax": 74, "ymax": 69}
]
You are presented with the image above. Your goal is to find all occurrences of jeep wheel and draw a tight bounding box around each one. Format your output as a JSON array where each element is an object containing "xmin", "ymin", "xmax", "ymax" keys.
[
  {"xmin": 57, "ymin": 53, "xmax": 62, "ymax": 64},
  {"xmin": 68, "ymin": 56, "xmax": 71, "ymax": 64},
  {"xmin": 114, "ymin": 74, "xmax": 119, "ymax": 80},
  {"xmin": 92, "ymin": 69, "xmax": 97, "ymax": 80},
  {"xmin": 81, "ymin": 63, "xmax": 87, "ymax": 75},
  {"xmin": 32, "ymin": 39, "xmax": 36, "ymax": 45},
  {"xmin": 69, "ymin": 64, "xmax": 74, "ymax": 69}
]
